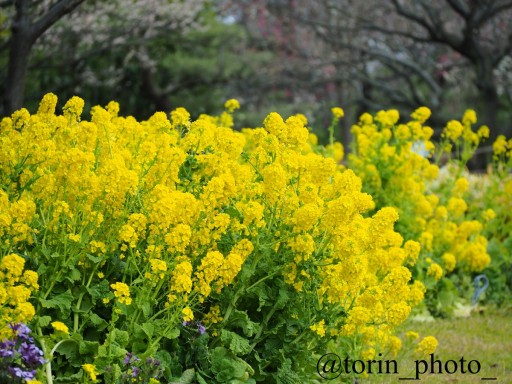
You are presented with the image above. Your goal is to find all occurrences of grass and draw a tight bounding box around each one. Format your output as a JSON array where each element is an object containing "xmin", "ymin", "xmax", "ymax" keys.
[{"xmin": 357, "ymin": 306, "xmax": 512, "ymax": 383}]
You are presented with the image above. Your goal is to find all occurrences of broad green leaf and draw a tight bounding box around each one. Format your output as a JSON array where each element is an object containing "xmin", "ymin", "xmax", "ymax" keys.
[
  {"xmin": 142, "ymin": 322, "xmax": 154, "ymax": 338},
  {"xmin": 112, "ymin": 329, "xmax": 129, "ymax": 347},
  {"xmin": 163, "ymin": 328, "xmax": 180, "ymax": 340},
  {"xmin": 36, "ymin": 315, "xmax": 51, "ymax": 327},
  {"xmin": 220, "ymin": 330, "xmax": 251, "ymax": 355},
  {"xmin": 88, "ymin": 313, "xmax": 108, "ymax": 330},
  {"xmin": 40, "ymin": 290, "xmax": 74, "ymax": 317},
  {"xmin": 66, "ymin": 268, "xmax": 81, "ymax": 283},
  {"xmin": 227, "ymin": 310, "xmax": 260, "ymax": 337},
  {"xmin": 79, "ymin": 340, "xmax": 99, "ymax": 355}
]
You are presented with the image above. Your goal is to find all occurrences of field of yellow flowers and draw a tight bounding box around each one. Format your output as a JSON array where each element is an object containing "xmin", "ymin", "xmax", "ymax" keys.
[{"xmin": 1, "ymin": 94, "xmax": 510, "ymax": 383}]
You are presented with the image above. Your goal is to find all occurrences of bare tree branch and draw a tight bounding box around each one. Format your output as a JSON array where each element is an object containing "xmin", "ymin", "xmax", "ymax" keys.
[
  {"xmin": 390, "ymin": 0, "xmax": 436, "ymax": 37},
  {"xmin": 445, "ymin": 0, "xmax": 470, "ymax": 17},
  {"xmin": 30, "ymin": 0, "xmax": 85, "ymax": 42},
  {"xmin": 361, "ymin": 24, "xmax": 432, "ymax": 43},
  {"xmin": 0, "ymin": 0, "xmax": 13, "ymax": 8},
  {"xmin": 471, "ymin": 0, "xmax": 512, "ymax": 27}
]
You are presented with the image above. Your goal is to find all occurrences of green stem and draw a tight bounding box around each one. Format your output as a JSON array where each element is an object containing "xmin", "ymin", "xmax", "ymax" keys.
[
  {"xmin": 74, "ymin": 266, "xmax": 98, "ymax": 332},
  {"xmin": 248, "ymin": 300, "xmax": 279, "ymax": 352},
  {"xmin": 245, "ymin": 270, "xmax": 279, "ymax": 292},
  {"xmin": 43, "ymin": 270, "xmax": 62, "ymax": 300},
  {"xmin": 37, "ymin": 327, "xmax": 53, "ymax": 384}
]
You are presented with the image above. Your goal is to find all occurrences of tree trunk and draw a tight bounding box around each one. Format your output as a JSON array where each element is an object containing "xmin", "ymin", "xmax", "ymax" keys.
[
  {"xmin": 474, "ymin": 59, "xmax": 500, "ymax": 133},
  {"xmin": 2, "ymin": 0, "xmax": 85, "ymax": 116},
  {"xmin": 471, "ymin": 57, "xmax": 501, "ymax": 169},
  {"xmin": 3, "ymin": 32, "xmax": 33, "ymax": 116}
]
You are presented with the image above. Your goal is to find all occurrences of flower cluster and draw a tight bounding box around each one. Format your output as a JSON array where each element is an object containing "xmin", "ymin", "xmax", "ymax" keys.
[
  {"xmin": 0, "ymin": 255, "xmax": 39, "ymax": 339},
  {"xmin": 0, "ymin": 94, "xmax": 472, "ymax": 381},
  {"xmin": 344, "ymin": 107, "xmax": 492, "ymax": 314},
  {"xmin": 0, "ymin": 323, "xmax": 45, "ymax": 382}
]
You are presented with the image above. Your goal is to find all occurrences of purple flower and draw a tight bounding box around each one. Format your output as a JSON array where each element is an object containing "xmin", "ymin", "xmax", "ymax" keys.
[
  {"xmin": 123, "ymin": 352, "xmax": 133, "ymax": 365},
  {"xmin": 197, "ymin": 324, "xmax": 206, "ymax": 335},
  {"xmin": 8, "ymin": 366, "xmax": 36, "ymax": 380},
  {"xmin": 182, "ymin": 321, "xmax": 189, "ymax": 326},
  {"xmin": 8, "ymin": 323, "xmax": 33, "ymax": 342},
  {"xmin": 131, "ymin": 366, "xmax": 140, "ymax": 377},
  {"xmin": 18, "ymin": 342, "xmax": 45, "ymax": 366},
  {"xmin": 0, "ymin": 339, "xmax": 16, "ymax": 358},
  {"xmin": 123, "ymin": 352, "xmax": 140, "ymax": 365}
]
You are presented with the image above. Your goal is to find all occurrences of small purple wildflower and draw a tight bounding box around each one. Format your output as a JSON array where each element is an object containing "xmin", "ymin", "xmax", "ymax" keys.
[
  {"xmin": 9, "ymin": 323, "xmax": 32, "ymax": 341},
  {"xmin": 131, "ymin": 366, "xmax": 140, "ymax": 377},
  {"xmin": 0, "ymin": 323, "xmax": 46, "ymax": 381},
  {"xmin": 18, "ymin": 342, "xmax": 45, "ymax": 365},
  {"xmin": 123, "ymin": 352, "xmax": 133, "ymax": 365},
  {"xmin": 8, "ymin": 366, "xmax": 36, "ymax": 380},
  {"xmin": 0, "ymin": 339, "xmax": 16, "ymax": 358},
  {"xmin": 198, "ymin": 323, "xmax": 206, "ymax": 335}
]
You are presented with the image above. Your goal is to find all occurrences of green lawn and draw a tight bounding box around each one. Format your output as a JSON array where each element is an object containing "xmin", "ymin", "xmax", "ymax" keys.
[{"xmin": 359, "ymin": 306, "xmax": 512, "ymax": 383}]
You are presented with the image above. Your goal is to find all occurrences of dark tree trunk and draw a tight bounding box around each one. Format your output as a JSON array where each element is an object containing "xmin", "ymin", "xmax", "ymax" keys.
[
  {"xmin": 3, "ymin": 0, "xmax": 33, "ymax": 116},
  {"xmin": 474, "ymin": 58, "xmax": 500, "ymax": 134},
  {"xmin": 2, "ymin": 0, "xmax": 85, "ymax": 116},
  {"xmin": 469, "ymin": 58, "xmax": 501, "ymax": 169}
]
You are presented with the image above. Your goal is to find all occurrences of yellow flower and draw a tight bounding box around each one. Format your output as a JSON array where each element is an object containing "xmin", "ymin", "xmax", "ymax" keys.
[
  {"xmin": 462, "ymin": 109, "xmax": 477, "ymax": 125},
  {"xmin": 82, "ymin": 363, "xmax": 98, "ymax": 381},
  {"xmin": 182, "ymin": 306, "xmax": 194, "ymax": 322},
  {"xmin": 110, "ymin": 282, "xmax": 131, "ymax": 305},
  {"xmin": 224, "ymin": 99, "xmax": 240, "ymax": 113},
  {"xmin": 416, "ymin": 336, "xmax": 438, "ymax": 355},
  {"xmin": 37, "ymin": 92, "xmax": 58, "ymax": 115},
  {"xmin": 406, "ymin": 331, "xmax": 419, "ymax": 340},
  {"xmin": 388, "ymin": 336, "xmax": 402, "ymax": 357},
  {"xmin": 51, "ymin": 321, "xmax": 69, "ymax": 334},
  {"xmin": 310, "ymin": 319, "xmax": 326, "ymax": 337},
  {"xmin": 427, "ymin": 263, "xmax": 443, "ymax": 281},
  {"xmin": 493, "ymin": 135, "xmax": 508, "ymax": 156},
  {"xmin": 410, "ymin": 106, "xmax": 431, "ymax": 123},
  {"xmin": 477, "ymin": 125, "xmax": 489, "ymax": 139},
  {"xmin": 331, "ymin": 107, "xmax": 344, "ymax": 119},
  {"xmin": 170, "ymin": 107, "xmax": 190, "ymax": 128},
  {"xmin": 441, "ymin": 253, "xmax": 456, "ymax": 273},
  {"xmin": 67, "ymin": 233, "xmax": 81, "ymax": 242},
  {"xmin": 63, "ymin": 96, "xmax": 85, "ymax": 119},
  {"xmin": 482, "ymin": 209, "xmax": 495, "ymax": 221},
  {"xmin": 443, "ymin": 120, "xmax": 463, "ymax": 141}
]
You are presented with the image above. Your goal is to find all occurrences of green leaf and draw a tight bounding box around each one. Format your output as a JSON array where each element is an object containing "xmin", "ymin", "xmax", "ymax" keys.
[
  {"xmin": 163, "ymin": 328, "xmax": 180, "ymax": 340},
  {"xmin": 227, "ymin": 310, "xmax": 260, "ymax": 337},
  {"xmin": 142, "ymin": 322, "xmax": 154, "ymax": 338},
  {"xmin": 53, "ymin": 370, "xmax": 83, "ymax": 383},
  {"xmin": 246, "ymin": 284, "xmax": 268, "ymax": 312},
  {"xmin": 88, "ymin": 313, "xmax": 108, "ymax": 330},
  {"xmin": 211, "ymin": 347, "xmax": 254, "ymax": 382},
  {"xmin": 40, "ymin": 290, "xmax": 74, "ymax": 316},
  {"xmin": 87, "ymin": 279, "xmax": 110, "ymax": 303},
  {"xmin": 79, "ymin": 340, "xmax": 99, "ymax": 356},
  {"xmin": 66, "ymin": 268, "xmax": 81, "ymax": 283},
  {"xmin": 275, "ymin": 288, "xmax": 290, "ymax": 310},
  {"xmin": 54, "ymin": 339, "xmax": 79, "ymax": 360},
  {"xmin": 220, "ymin": 330, "xmax": 251, "ymax": 356},
  {"xmin": 275, "ymin": 358, "xmax": 302, "ymax": 384},
  {"xmin": 112, "ymin": 329, "xmax": 129, "ymax": 347},
  {"xmin": 37, "ymin": 315, "xmax": 52, "ymax": 327},
  {"xmin": 103, "ymin": 363, "xmax": 122, "ymax": 384},
  {"xmin": 86, "ymin": 254, "xmax": 103, "ymax": 263},
  {"xmin": 196, "ymin": 373, "xmax": 209, "ymax": 384},
  {"xmin": 171, "ymin": 368, "xmax": 196, "ymax": 384}
]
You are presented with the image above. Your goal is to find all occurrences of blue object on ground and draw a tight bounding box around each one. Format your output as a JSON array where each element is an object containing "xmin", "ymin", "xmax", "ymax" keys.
[{"xmin": 472, "ymin": 274, "xmax": 489, "ymax": 306}]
